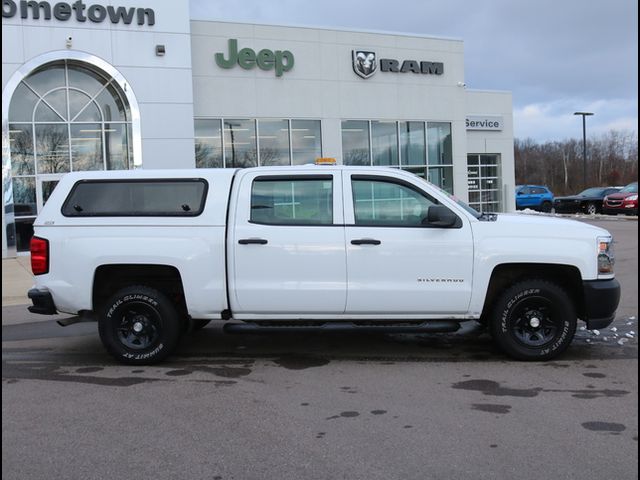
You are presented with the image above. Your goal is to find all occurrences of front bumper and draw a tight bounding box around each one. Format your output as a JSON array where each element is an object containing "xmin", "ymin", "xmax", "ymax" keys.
[
  {"xmin": 582, "ymin": 279, "xmax": 620, "ymax": 329},
  {"xmin": 602, "ymin": 205, "xmax": 638, "ymax": 215},
  {"xmin": 27, "ymin": 288, "xmax": 58, "ymax": 315}
]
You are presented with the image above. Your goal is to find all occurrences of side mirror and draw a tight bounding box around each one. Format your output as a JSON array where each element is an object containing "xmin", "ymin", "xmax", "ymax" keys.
[
  {"xmin": 423, "ymin": 205, "xmax": 460, "ymax": 228},
  {"xmin": 517, "ymin": 191, "xmax": 524, "ymax": 195}
]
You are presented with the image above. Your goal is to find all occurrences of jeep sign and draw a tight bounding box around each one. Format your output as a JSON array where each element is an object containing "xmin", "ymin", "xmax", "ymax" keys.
[{"xmin": 215, "ymin": 39, "xmax": 294, "ymax": 77}]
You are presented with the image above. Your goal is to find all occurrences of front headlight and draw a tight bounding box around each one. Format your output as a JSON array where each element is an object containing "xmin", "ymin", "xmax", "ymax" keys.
[
  {"xmin": 627, "ymin": 194, "xmax": 638, "ymax": 201},
  {"xmin": 597, "ymin": 236, "xmax": 615, "ymax": 275}
]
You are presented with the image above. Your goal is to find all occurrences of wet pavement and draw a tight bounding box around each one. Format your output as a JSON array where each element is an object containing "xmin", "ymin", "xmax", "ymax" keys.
[{"xmin": 2, "ymin": 316, "xmax": 637, "ymax": 480}]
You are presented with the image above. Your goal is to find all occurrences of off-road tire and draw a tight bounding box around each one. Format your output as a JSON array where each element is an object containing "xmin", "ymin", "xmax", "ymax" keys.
[
  {"xmin": 490, "ymin": 279, "xmax": 577, "ymax": 361},
  {"xmin": 98, "ymin": 285, "xmax": 182, "ymax": 365}
]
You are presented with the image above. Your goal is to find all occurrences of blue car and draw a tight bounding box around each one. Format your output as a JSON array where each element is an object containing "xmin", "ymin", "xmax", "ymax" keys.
[{"xmin": 516, "ymin": 185, "xmax": 554, "ymax": 212}]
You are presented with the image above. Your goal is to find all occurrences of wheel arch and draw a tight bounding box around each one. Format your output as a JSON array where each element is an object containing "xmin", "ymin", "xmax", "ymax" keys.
[
  {"xmin": 481, "ymin": 263, "xmax": 585, "ymax": 321},
  {"xmin": 93, "ymin": 264, "xmax": 187, "ymax": 316}
]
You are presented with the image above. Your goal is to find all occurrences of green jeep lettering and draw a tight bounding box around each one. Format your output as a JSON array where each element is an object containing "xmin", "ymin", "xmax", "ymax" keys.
[{"xmin": 215, "ymin": 39, "xmax": 294, "ymax": 77}]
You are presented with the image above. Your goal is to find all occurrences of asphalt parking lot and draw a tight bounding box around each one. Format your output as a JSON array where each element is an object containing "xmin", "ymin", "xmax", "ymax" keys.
[{"xmin": 2, "ymin": 217, "xmax": 637, "ymax": 480}]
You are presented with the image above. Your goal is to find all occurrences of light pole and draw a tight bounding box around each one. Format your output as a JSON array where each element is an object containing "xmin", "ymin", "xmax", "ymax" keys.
[{"xmin": 574, "ymin": 111, "xmax": 594, "ymax": 187}]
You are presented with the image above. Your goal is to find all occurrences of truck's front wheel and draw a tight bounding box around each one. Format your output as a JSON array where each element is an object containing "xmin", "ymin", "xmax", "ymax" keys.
[
  {"xmin": 490, "ymin": 280, "xmax": 577, "ymax": 360},
  {"xmin": 98, "ymin": 286, "xmax": 182, "ymax": 365}
]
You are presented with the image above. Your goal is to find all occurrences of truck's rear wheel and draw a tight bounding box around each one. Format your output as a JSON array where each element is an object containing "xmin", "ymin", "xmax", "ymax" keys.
[
  {"xmin": 98, "ymin": 286, "xmax": 182, "ymax": 365},
  {"xmin": 490, "ymin": 279, "xmax": 576, "ymax": 360}
]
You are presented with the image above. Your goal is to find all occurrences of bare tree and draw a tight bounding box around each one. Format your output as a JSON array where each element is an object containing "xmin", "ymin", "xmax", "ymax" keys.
[{"xmin": 515, "ymin": 130, "xmax": 638, "ymax": 195}]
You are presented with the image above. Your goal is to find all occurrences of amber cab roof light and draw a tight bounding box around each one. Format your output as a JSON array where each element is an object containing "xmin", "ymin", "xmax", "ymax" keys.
[{"xmin": 315, "ymin": 157, "xmax": 337, "ymax": 165}]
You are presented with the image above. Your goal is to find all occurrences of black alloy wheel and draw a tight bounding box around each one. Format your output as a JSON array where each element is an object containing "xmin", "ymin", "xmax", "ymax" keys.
[{"xmin": 116, "ymin": 304, "xmax": 162, "ymax": 350}]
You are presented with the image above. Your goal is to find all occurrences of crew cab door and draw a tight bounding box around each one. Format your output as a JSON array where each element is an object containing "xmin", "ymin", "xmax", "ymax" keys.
[
  {"xmin": 229, "ymin": 170, "xmax": 347, "ymax": 315},
  {"xmin": 343, "ymin": 173, "xmax": 474, "ymax": 315}
]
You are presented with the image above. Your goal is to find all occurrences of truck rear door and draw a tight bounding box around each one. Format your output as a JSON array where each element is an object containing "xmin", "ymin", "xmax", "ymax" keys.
[{"xmin": 229, "ymin": 170, "xmax": 347, "ymax": 315}]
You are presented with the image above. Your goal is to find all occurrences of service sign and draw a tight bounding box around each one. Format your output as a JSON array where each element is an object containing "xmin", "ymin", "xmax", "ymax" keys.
[{"xmin": 466, "ymin": 115, "xmax": 503, "ymax": 131}]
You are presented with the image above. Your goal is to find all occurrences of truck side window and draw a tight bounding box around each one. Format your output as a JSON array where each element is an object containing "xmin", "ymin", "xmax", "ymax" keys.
[
  {"xmin": 61, "ymin": 179, "xmax": 208, "ymax": 217},
  {"xmin": 250, "ymin": 177, "xmax": 333, "ymax": 225},
  {"xmin": 352, "ymin": 178, "xmax": 440, "ymax": 227}
]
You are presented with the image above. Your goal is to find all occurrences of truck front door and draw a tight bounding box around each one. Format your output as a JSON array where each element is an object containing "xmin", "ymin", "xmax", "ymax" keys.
[
  {"xmin": 343, "ymin": 174, "xmax": 474, "ymax": 315},
  {"xmin": 230, "ymin": 170, "xmax": 347, "ymax": 315}
]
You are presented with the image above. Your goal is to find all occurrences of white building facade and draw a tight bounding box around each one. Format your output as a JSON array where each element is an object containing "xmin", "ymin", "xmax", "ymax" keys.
[{"xmin": 2, "ymin": 0, "xmax": 514, "ymax": 257}]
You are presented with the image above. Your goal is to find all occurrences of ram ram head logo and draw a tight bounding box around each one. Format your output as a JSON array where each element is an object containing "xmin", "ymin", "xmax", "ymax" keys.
[{"xmin": 352, "ymin": 50, "xmax": 377, "ymax": 79}]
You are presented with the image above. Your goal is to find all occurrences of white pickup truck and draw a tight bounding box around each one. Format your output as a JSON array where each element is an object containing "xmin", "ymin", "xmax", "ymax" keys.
[{"xmin": 27, "ymin": 165, "xmax": 620, "ymax": 364}]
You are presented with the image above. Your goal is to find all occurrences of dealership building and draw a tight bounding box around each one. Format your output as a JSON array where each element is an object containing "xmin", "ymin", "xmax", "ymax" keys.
[{"xmin": 2, "ymin": 0, "xmax": 514, "ymax": 257}]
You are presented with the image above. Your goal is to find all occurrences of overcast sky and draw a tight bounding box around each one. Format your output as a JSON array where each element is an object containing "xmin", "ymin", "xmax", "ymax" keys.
[{"xmin": 189, "ymin": 0, "xmax": 638, "ymax": 143}]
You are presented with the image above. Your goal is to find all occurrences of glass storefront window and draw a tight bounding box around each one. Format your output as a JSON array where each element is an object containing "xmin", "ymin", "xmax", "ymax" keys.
[
  {"xmin": 399, "ymin": 121, "xmax": 425, "ymax": 166},
  {"xmin": 194, "ymin": 119, "xmax": 223, "ymax": 168},
  {"xmin": 9, "ymin": 124, "xmax": 34, "ymax": 175},
  {"xmin": 105, "ymin": 124, "xmax": 131, "ymax": 170},
  {"xmin": 42, "ymin": 180, "xmax": 59, "ymax": 206},
  {"xmin": 95, "ymin": 84, "xmax": 130, "ymax": 121},
  {"xmin": 403, "ymin": 166, "xmax": 428, "ymax": 180},
  {"xmin": 67, "ymin": 66, "xmax": 108, "ymax": 98},
  {"xmin": 291, "ymin": 120, "xmax": 321, "ymax": 165},
  {"xmin": 427, "ymin": 122, "xmax": 452, "ymax": 165},
  {"xmin": 69, "ymin": 90, "xmax": 100, "ymax": 121},
  {"xmin": 42, "ymin": 89, "xmax": 68, "ymax": 120},
  {"xmin": 35, "ymin": 124, "xmax": 70, "ymax": 173},
  {"xmin": 342, "ymin": 120, "xmax": 370, "ymax": 165},
  {"xmin": 341, "ymin": 119, "xmax": 453, "ymax": 194},
  {"xmin": 371, "ymin": 121, "xmax": 398, "ymax": 166},
  {"xmin": 467, "ymin": 154, "xmax": 502, "ymax": 212},
  {"xmin": 71, "ymin": 124, "xmax": 103, "ymax": 171},
  {"xmin": 8, "ymin": 83, "xmax": 39, "ymax": 122},
  {"xmin": 428, "ymin": 166, "xmax": 454, "ymax": 194},
  {"xmin": 24, "ymin": 64, "xmax": 66, "ymax": 96},
  {"xmin": 258, "ymin": 119, "xmax": 290, "ymax": 166},
  {"xmin": 195, "ymin": 118, "xmax": 322, "ymax": 168},
  {"xmin": 12, "ymin": 177, "xmax": 36, "ymax": 217},
  {"xmin": 7, "ymin": 59, "xmax": 134, "ymax": 251},
  {"xmin": 35, "ymin": 99, "xmax": 65, "ymax": 122},
  {"xmin": 15, "ymin": 219, "xmax": 35, "ymax": 253},
  {"xmin": 224, "ymin": 119, "xmax": 257, "ymax": 168}
]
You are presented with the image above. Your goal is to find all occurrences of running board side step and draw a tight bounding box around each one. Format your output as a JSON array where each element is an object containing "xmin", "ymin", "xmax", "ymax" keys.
[
  {"xmin": 223, "ymin": 321, "xmax": 460, "ymax": 334},
  {"xmin": 57, "ymin": 311, "xmax": 97, "ymax": 327}
]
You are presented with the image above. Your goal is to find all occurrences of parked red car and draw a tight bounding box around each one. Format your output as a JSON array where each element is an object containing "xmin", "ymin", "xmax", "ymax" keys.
[{"xmin": 603, "ymin": 182, "xmax": 638, "ymax": 216}]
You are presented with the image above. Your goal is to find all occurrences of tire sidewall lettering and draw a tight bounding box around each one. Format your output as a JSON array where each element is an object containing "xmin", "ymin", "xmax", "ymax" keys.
[
  {"xmin": 501, "ymin": 288, "xmax": 542, "ymax": 334},
  {"xmin": 129, "ymin": 343, "xmax": 164, "ymax": 360},
  {"xmin": 107, "ymin": 296, "xmax": 158, "ymax": 318},
  {"xmin": 105, "ymin": 292, "xmax": 164, "ymax": 361},
  {"xmin": 544, "ymin": 320, "xmax": 570, "ymax": 354}
]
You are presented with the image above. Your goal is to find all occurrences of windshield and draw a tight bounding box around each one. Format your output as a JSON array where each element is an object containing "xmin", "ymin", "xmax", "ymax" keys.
[
  {"xmin": 620, "ymin": 183, "xmax": 638, "ymax": 194},
  {"xmin": 415, "ymin": 176, "xmax": 482, "ymax": 219},
  {"xmin": 579, "ymin": 187, "xmax": 606, "ymax": 197}
]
